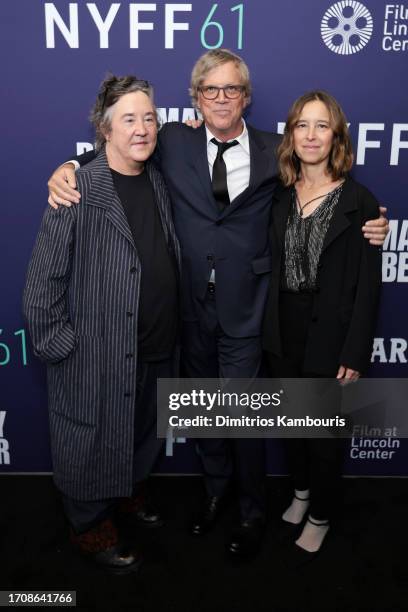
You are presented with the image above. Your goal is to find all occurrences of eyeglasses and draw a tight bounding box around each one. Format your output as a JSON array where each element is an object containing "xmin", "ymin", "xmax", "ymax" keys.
[{"xmin": 198, "ymin": 85, "xmax": 245, "ymax": 100}]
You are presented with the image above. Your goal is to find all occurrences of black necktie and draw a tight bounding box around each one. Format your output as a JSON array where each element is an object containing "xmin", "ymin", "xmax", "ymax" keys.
[{"xmin": 211, "ymin": 138, "xmax": 239, "ymax": 210}]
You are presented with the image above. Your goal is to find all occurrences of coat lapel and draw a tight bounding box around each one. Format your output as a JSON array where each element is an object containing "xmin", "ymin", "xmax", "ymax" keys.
[
  {"xmin": 146, "ymin": 162, "xmax": 182, "ymax": 273},
  {"xmin": 105, "ymin": 191, "xmax": 135, "ymax": 247},
  {"xmin": 146, "ymin": 162, "xmax": 169, "ymax": 244},
  {"xmin": 269, "ymin": 179, "xmax": 358, "ymax": 256},
  {"xmin": 321, "ymin": 178, "xmax": 357, "ymax": 253},
  {"xmin": 86, "ymin": 148, "xmax": 135, "ymax": 247},
  {"xmin": 85, "ymin": 148, "xmax": 181, "ymax": 270}
]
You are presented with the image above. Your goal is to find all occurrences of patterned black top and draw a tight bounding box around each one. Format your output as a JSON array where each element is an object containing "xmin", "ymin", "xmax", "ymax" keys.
[{"xmin": 281, "ymin": 183, "xmax": 344, "ymax": 292}]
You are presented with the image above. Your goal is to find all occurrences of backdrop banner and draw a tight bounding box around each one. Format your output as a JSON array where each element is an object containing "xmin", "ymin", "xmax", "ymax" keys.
[{"xmin": 1, "ymin": 0, "xmax": 406, "ymax": 476}]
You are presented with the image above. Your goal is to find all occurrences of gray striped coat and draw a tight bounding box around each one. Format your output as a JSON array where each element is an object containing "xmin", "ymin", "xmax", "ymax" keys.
[{"xmin": 23, "ymin": 148, "xmax": 181, "ymax": 500}]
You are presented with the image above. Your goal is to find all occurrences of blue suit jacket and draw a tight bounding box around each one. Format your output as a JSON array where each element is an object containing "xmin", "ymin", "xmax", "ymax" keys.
[{"xmin": 157, "ymin": 122, "xmax": 281, "ymax": 337}]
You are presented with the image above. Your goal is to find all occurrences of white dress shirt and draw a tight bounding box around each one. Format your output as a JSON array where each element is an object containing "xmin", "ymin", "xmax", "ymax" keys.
[{"xmin": 206, "ymin": 119, "xmax": 250, "ymax": 203}]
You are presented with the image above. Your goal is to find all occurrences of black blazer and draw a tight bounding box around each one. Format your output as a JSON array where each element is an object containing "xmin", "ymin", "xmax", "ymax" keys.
[{"xmin": 262, "ymin": 177, "xmax": 382, "ymax": 376}]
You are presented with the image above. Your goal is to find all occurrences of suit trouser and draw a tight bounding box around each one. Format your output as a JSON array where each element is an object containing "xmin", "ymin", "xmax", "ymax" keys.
[
  {"xmin": 267, "ymin": 291, "xmax": 343, "ymax": 521},
  {"xmin": 62, "ymin": 357, "xmax": 172, "ymax": 533},
  {"xmin": 181, "ymin": 292, "xmax": 266, "ymax": 521}
]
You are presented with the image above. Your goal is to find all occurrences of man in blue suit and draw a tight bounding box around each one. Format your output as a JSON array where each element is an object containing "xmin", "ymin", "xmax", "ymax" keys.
[
  {"xmin": 156, "ymin": 51, "xmax": 280, "ymax": 556},
  {"xmin": 47, "ymin": 49, "xmax": 388, "ymax": 557}
]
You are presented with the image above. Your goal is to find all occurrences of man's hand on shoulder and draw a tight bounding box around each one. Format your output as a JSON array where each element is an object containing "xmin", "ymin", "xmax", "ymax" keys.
[
  {"xmin": 48, "ymin": 163, "xmax": 80, "ymax": 209},
  {"xmin": 184, "ymin": 118, "xmax": 203, "ymax": 129},
  {"xmin": 362, "ymin": 206, "xmax": 389, "ymax": 246}
]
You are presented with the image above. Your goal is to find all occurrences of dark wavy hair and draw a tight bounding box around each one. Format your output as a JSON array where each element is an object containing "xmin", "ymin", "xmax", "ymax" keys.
[
  {"xmin": 278, "ymin": 90, "xmax": 354, "ymax": 186},
  {"xmin": 90, "ymin": 74, "xmax": 157, "ymax": 150}
]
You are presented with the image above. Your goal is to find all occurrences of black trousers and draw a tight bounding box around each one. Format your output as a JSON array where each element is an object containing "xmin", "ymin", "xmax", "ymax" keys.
[
  {"xmin": 267, "ymin": 292, "xmax": 344, "ymax": 522},
  {"xmin": 181, "ymin": 291, "xmax": 266, "ymax": 521},
  {"xmin": 62, "ymin": 357, "xmax": 172, "ymax": 533}
]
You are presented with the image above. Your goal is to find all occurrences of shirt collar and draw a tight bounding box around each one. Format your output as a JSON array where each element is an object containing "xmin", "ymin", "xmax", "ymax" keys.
[{"xmin": 205, "ymin": 119, "xmax": 249, "ymax": 155}]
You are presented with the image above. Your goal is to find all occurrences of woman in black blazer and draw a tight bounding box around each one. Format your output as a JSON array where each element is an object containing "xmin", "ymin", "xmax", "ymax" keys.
[{"xmin": 262, "ymin": 91, "xmax": 381, "ymax": 561}]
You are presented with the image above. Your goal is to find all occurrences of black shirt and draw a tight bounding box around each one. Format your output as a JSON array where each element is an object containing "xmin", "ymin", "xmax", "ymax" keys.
[{"xmin": 111, "ymin": 168, "xmax": 178, "ymax": 361}]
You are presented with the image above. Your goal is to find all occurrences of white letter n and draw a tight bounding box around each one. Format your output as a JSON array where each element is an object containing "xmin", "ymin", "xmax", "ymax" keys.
[{"xmin": 45, "ymin": 3, "xmax": 79, "ymax": 48}]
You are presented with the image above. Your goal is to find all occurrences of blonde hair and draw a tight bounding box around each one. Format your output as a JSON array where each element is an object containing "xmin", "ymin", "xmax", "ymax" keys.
[{"xmin": 189, "ymin": 49, "xmax": 251, "ymax": 109}]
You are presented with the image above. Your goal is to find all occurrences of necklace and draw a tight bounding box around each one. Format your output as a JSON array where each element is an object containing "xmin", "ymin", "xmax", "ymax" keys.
[
  {"xmin": 295, "ymin": 191, "xmax": 332, "ymax": 217},
  {"xmin": 295, "ymin": 180, "xmax": 345, "ymax": 217}
]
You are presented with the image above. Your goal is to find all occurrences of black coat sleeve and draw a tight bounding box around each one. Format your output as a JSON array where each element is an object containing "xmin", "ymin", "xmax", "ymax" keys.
[
  {"xmin": 339, "ymin": 186, "xmax": 382, "ymax": 373},
  {"xmin": 23, "ymin": 206, "xmax": 77, "ymax": 363}
]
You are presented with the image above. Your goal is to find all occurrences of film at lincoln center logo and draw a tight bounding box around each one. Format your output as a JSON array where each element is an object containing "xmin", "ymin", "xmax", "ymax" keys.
[{"xmin": 321, "ymin": 1, "xmax": 373, "ymax": 55}]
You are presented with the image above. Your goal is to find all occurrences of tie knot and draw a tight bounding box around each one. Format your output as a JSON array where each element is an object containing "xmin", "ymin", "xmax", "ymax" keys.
[{"xmin": 211, "ymin": 138, "xmax": 239, "ymax": 156}]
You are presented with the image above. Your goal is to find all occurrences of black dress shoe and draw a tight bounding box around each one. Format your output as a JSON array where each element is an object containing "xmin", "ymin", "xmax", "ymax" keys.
[
  {"xmin": 227, "ymin": 518, "xmax": 265, "ymax": 557},
  {"xmin": 117, "ymin": 493, "xmax": 164, "ymax": 529},
  {"xmin": 191, "ymin": 496, "xmax": 224, "ymax": 536},
  {"xmin": 70, "ymin": 519, "xmax": 142, "ymax": 574},
  {"xmin": 88, "ymin": 544, "xmax": 142, "ymax": 574}
]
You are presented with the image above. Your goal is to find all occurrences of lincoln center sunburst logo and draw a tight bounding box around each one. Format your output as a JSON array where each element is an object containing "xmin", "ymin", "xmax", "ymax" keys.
[{"xmin": 321, "ymin": 1, "xmax": 373, "ymax": 55}]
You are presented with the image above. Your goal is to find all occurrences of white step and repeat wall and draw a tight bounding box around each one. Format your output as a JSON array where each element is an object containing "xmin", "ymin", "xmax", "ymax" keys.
[{"xmin": 1, "ymin": 0, "xmax": 407, "ymax": 475}]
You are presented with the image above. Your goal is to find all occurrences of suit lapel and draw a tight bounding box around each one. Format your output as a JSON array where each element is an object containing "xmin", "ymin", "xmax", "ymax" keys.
[
  {"xmin": 190, "ymin": 124, "xmax": 219, "ymax": 214},
  {"xmin": 222, "ymin": 124, "xmax": 272, "ymax": 218},
  {"xmin": 189, "ymin": 122, "xmax": 276, "ymax": 218},
  {"xmin": 246, "ymin": 125, "xmax": 271, "ymax": 194}
]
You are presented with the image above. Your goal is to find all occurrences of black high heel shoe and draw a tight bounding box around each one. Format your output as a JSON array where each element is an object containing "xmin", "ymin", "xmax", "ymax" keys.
[
  {"xmin": 284, "ymin": 516, "xmax": 330, "ymax": 568},
  {"xmin": 277, "ymin": 493, "xmax": 310, "ymax": 543}
]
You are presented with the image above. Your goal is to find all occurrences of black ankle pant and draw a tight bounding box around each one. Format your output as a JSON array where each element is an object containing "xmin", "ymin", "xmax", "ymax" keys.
[{"xmin": 267, "ymin": 291, "xmax": 344, "ymax": 522}]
